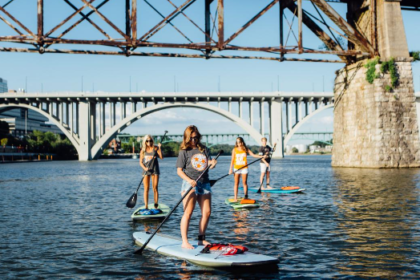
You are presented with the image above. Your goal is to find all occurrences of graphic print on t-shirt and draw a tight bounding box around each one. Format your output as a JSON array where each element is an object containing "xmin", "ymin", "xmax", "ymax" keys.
[
  {"xmin": 144, "ymin": 155, "xmax": 153, "ymax": 163},
  {"xmin": 235, "ymin": 153, "xmax": 247, "ymax": 167},
  {"xmin": 191, "ymin": 153, "xmax": 207, "ymax": 171}
]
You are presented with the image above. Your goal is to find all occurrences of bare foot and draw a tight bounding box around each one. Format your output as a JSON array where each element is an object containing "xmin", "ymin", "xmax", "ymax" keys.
[
  {"xmin": 182, "ymin": 242, "xmax": 194, "ymax": 249},
  {"xmin": 266, "ymin": 185, "xmax": 274, "ymax": 189},
  {"xmin": 198, "ymin": 240, "xmax": 210, "ymax": 246}
]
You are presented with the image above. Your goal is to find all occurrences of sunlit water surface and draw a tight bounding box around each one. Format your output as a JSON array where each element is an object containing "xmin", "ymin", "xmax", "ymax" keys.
[{"xmin": 1, "ymin": 156, "xmax": 420, "ymax": 279}]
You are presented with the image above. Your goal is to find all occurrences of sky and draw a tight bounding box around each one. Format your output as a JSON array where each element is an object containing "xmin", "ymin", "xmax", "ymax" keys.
[{"xmin": 0, "ymin": 1, "xmax": 419, "ymax": 146}]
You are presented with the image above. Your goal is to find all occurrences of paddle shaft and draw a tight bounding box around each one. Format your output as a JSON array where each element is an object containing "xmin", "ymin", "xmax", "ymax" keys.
[
  {"xmin": 210, "ymin": 156, "xmax": 264, "ymax": 187},
  {"xmin": 135, "ymin": 151, "xmax": 223, "ymax": 254},
  {"xmin": 134, "ymin": 132, "xmax": 168, "ymax": 195}
]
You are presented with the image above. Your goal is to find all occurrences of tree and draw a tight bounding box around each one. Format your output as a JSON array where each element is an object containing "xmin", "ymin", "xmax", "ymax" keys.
[{"xmin": 292, "ymin": 147, "xmax": 299, "ymax": 153}]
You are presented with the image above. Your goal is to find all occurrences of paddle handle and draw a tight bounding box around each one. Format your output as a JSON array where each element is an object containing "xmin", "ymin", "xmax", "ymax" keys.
[{"xmin": 135, "ymin": 150, "xmax": 223, "ymax": 254}]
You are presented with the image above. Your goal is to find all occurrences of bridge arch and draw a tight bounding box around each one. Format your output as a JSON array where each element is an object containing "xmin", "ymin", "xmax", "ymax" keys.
[
  {"xmin": 91, "ymin": 102, "xmax": 265, "ymax": 159},
  {"xmin": 0, "ymin": 104, "xmax": 80, "ymax": 154},
  {"xmin": 283, "ymin": 104, "xmax": 334, "ymax": 147}
]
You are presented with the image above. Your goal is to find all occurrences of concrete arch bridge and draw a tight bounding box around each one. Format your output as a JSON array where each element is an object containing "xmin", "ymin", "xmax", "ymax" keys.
[{"xmin": 0, "ymin": 92, "xmax": 334, "ymax": 160}]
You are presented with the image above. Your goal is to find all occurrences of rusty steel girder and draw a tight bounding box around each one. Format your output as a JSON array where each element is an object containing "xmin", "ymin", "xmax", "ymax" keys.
[{"xmin": 0, "ymin": 0, "xmax": 385, "ymax": 63}]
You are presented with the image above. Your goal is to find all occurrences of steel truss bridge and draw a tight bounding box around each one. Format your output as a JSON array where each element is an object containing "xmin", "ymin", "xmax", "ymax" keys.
[
  {"xmin": 0, "ymin": 0, "xmax": 418, "ymax": 63},
  {"xmin": 0, "ymin": 91, "xmax": 334, "ymax": 160}
]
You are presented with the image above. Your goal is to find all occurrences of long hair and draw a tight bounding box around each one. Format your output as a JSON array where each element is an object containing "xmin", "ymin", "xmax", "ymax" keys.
[
  {"xmin": 235, "ymin": 137, "xmax": 249, "ymax": 152},
  {"xmin": 141, "ymin": 134, "xmax": 154, "ymax": 156},
  {"xmin": 180, "ymin": 125, "xmax": 205, "ymax": 152}
]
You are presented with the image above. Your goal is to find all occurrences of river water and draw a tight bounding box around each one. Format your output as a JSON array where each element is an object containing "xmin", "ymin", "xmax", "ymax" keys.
[{"xmin": 1, "ymin": 155, "xmax": 420, "ymax": 279}]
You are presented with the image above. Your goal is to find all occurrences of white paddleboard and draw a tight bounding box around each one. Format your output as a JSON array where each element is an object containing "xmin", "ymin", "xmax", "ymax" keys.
[
  {"xmin": 133, "ymin": 232, "xmax": 279, "ymax": 268},
  {"xmin": 131, "ymin": 203, "xmax": 170, "ymax": 221}
]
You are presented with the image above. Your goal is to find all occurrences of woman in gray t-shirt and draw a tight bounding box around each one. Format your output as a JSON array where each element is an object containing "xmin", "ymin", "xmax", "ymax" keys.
[
  {"xmin": 139, "ymin": 134, "xmax": 163, "ymax": 210},
  {"xmin": 176, "ymin": 125, "xmax": 217, "ymax": 249}
]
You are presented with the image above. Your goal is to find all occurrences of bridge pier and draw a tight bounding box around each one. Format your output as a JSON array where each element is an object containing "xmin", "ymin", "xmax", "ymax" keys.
[
  {"xmin": 78, "ymin": 101, "xmax": 94, "ymax": 161},
  {"xmin": 333, "ymin": 0, "xmax": 420, "ymax": 168},
  {"xmin": 333, "ymin": 60, "xmax": 420, "ymax": 168}
]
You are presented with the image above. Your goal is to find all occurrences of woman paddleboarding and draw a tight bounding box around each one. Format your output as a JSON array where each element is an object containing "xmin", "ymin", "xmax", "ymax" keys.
[
  {"xmin": 229, "ymin": 137, "xmax": 265, "ymax": 202},
  {"xmin": 139, "ymin": 135, "xmax": 163, "ymax": 210},
  {"xmin": 176, "ymin": 125, "xmax": 217, "ymax": 249}
]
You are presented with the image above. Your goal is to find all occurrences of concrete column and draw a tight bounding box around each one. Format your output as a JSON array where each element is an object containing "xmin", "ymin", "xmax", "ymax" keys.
[
  {"xmin": 308, "ymin": 98, "xmax": 313, "ymax": 114},
  {"xmin": 98, "ymin": 103, "xmax": 102, "ymax": 137},
  {"xmin": 78, "ymin": 101, "xmax": 92, "ymax": 161},
  {"xmin": 142, "ymin": 101, "xmax": 147, "ymax": 109},
  {"xmin": 270, "ymin": 99, "xmax": 284, "ymax": 158},
  {"xmin": 228, "ymin": 99, "xmax": 232, "ymax": 113},
  {"xmin": 75, "ymin": 102, "xmax": 79, "ymax": 135},
  {"xmin": 108, "ymin": 102, "xmax": 112, "ymax": 129},
  {"xmin": 70, "ymin": 102, "xmax": 73, "ymax": 134},
  {"xmin": 249, "ymin": 100, "xmax": 254, "ymax": 128},
  {"xmin": 260, "ymin": 100, "xmax": 264, "ymax": 135},
  {"xmin": 101, "ymin": 102, "xmax": 106, "ymax": 136},
  {"xmin": 123, "ymin": 102, "xmax": 127, "ymax": 119},
  {"xmin": 90, "ymin": 102, "xmax": 96, "ymax": 144},
  {"xmin": 112, "ymin": 102, "xmax": 116, "ymax": 126},
  {"xmin": 66, "ymin": 102, "xmax": 69, "ymax": 125},
  {"xmin": 48, "ymin": 102, "xmax": 52, "ymax": 116},
  {"xmin": 132, "ymin": 102, "xmax": 137, "ymax": 114},
  {"xmin": 38, "ymin": 102, "xmax": 43, "ymax": 111},
  {"xmin": 298, "ymin": 98, "xmax": 303, "ymax": 121},
  {"xmin": 59, "ymin": 102, "xmax": 63, "ymax": 124},
  {"xmin": 239, "ymin": 100, "xmax": 243, "ymax": 119},
  {"xmin": 288, "ymin": 98, "xmax": 293, "ymax": 132}
]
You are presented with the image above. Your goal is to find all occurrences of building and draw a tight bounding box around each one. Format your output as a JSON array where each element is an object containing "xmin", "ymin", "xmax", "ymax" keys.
[{"xmin": 0, "ymin": 78, "xmax": 7, "ymax": 93}]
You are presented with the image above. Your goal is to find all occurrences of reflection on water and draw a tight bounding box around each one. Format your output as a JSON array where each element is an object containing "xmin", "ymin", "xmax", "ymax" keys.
[
  {"xmin": 332, "ymin": 168, "xmax": 420, "ymax": 279},
  {"xmin": 1, "ymin": 156, "xmax": 420, "ymax": 279}
]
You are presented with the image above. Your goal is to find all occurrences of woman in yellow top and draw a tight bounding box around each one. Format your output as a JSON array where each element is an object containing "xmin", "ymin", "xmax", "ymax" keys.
[{"xmin": 229, "ymin": 137, "xmax": 264, "ymax": 202}]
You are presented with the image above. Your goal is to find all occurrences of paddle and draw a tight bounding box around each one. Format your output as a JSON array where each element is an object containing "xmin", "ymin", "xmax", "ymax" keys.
[
  {"xmin": 209, "ymin": 157, "xmax": 263, "ymax": 187},
  {"xmin": 134, "ymin": 150, "xmax": 224, "ymax": 255},
  {"xmin": 125, "ymin": 131, "xmax": 168, "ymax": 209},
  {"xmin": 257, "ymin": 143, "xmax": 277, "ymax": 194}
]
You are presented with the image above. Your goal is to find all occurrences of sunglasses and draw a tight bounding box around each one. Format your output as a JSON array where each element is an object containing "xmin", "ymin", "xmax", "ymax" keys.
[
  {"xmin": 146, "ymin": 140, "xmax": 153, "ymax": 143},
  {"xmin": 191, "ymin": 136, "xmax": 199, "ymax": 141}
]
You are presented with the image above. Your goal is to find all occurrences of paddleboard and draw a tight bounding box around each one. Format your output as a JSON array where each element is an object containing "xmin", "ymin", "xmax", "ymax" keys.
[
  {"xmin": 245, "ymin": 187, "xmax": 305, "ymax": 194},
  {"xmin": 225, "ymin": 197, "xmax": 260, "ymax": 209},
  {"xmin": 131, "ymin": 203, "xmax": 170, "ymax": 221},
  {"xmin": 133, "ymin": 232, "xmax": 278, "ymax": 268}
]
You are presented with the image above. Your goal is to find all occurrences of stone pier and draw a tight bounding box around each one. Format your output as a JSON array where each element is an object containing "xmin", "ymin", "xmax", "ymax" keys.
[{"xmin": 332, "ymin": 59, "xmax": 420, "ymax": 168}]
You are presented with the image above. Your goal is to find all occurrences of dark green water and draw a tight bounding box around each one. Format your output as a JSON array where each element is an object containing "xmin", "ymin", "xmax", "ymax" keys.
[{"xmin": 1, "ymin": 156, "xmax": 420, "ymax": 279}]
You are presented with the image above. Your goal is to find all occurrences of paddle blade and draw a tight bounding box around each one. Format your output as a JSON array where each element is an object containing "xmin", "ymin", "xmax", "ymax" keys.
[
  {"xmin": 209, "ymin": 180, "xmax": 217, "ymax": 187},
  {"xmin": 134, "ymin": 246, "xmax": 144, "ymax": 255},
  {"xmin": 256, "ymin": 189, "xmax": 262, "ymax": 194},
  {"xmin": 126, "ymin": 193, "xmax": 137, "ymax": 208}
]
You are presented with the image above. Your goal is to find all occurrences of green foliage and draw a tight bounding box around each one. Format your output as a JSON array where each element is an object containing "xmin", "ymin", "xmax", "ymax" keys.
[
  {"xmin": 103, "ymin": 149, "xmax": 109, "ymax": 155},
  {"xmin": 1, "ymin": 138, "xmax": 8, "ymax": 146},
  {"xmin": 385, "ymin": 85, "xmax": 392, "ymax": 93},
  {"xmin": 365, "ymin": 57, "xmax": 380, "ymax": 84},
  {"xmin": 23, "ymin": 130, "xmax": 77, "ymax": 159},
  {"xmin": 292, "ymin": 147, "xmax": 299, "ymax": 153},
  {"xmin": 410, "ymin": 51, "xmax": 420, "ymax": 62},
  {"xmin": 380, "ymin": 58, "xmax": 398, "ymax": 89}
]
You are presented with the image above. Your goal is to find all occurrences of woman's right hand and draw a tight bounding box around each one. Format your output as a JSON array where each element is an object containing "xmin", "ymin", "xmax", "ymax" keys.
[
  {"xmin": 189, "ymin": 179, "xmax": 197, "ymax": 187},
  {"xmin": 229, "ymin": 169, "xmax": 232, "ymax": 175}
]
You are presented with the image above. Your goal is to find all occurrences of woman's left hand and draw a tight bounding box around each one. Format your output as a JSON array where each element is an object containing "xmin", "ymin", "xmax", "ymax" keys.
[
  {"xmin": 157, "ymin": 143, "xmax": 162, "ymax": 149},
  {"xmin": 209, "ymin": 159, "xmax": 217, "ymax": 168}
]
